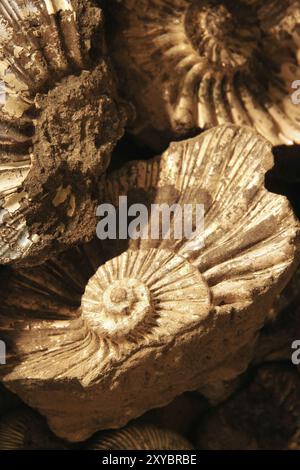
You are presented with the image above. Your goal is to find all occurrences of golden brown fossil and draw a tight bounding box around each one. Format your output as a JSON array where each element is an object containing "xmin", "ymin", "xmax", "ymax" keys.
[
  {"xmin": 0, "ymin": 0, "xmax": 127, "ymax": 266},
  {"xmin": 0, "ymin": 125, "xmax": 298, "ymax": 441},
  {"xmin": 86, "ymin": 423, "xmax": 193, "ymax": 450},
  {"xmin": 0, "ymin": 383, "xmax": 20, "ymax": 416},
  {"xmin": 108, "ymin": 0, "xmax": 300, "ymax": 148}
]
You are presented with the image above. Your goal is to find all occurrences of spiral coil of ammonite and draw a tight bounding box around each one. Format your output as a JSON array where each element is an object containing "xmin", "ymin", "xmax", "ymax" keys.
[{"xmin": 109, "ymin": 0, "xmax": 300, "ymax": 148}]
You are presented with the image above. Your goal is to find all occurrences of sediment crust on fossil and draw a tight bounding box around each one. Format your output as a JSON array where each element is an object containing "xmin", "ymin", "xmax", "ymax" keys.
[
  {"xmin": 108, "ymin": 0, "xmax": 300, "ymax": 149},
  {"xmin": 0, "ymin": 0, "xmax": 127, "ymax": 266},
  {"xmin": 0, "ymin": 125, "xmax": 299, "ymax": 441}
]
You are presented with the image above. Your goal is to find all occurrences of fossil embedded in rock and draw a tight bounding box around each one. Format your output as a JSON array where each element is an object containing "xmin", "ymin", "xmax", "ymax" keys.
[
  {"xmin": 142, "ymin": 392, "xmax": 208, "ymax": 436},
  {"xmin": 108, "ymin": 0, "xmax": 300, "ymax": 148},
  {"xmin": 0, "ymin": 125, "xmax": 299, "ymax": 442},
  {"xmin": 0, "ymin": 383, "xmax": 20, "ymax": 415},
  {"xmin": 86, "ymin": 423, "xmax": 193, "ymax": 450},
  {"xmin": 0, "ymin": 0, "xmax": 127, "ymax": 266},
  {"xmin": 0, "ymin": 407, "xmax": 69, "ymax": 450}
]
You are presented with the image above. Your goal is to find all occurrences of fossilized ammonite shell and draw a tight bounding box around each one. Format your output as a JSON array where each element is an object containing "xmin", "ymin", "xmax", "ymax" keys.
[
  {"xmin": 108, "ymin": 0, "xmax": 300, "ymax": 148},
  {"xmin": 86, "ymin": 423, "xmax": 193, "ymax": 450},
  {"xmin": 196, "ymin": 364, "xmax": 300, "ymax": 450},
  {"xmin": 0, "ymin": 0, "xmax": 127, "ymax": 266},
  {"xmin": 0, "ymin": 407, "xmax": 69, "ymax": 449},
  {"xmin": 0, "ymin": 125, "xmax": 299, "ymax": 441}
]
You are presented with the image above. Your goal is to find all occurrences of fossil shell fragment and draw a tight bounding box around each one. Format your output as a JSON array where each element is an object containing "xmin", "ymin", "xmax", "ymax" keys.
[
  {"xmin": 0, "ymin": 0, "xmax": 127, "ymax": 266},
  {"xmin": 0, "ymin": 125, "xmax": 299, "ymax": 442},
  {"xmin": 108, "ymin": 0, "xmax": 300, "ymax": 148},
  {"xmin": 0, "ymin": 407, "xmax": 69, "ymax": 450},
  {"xmin": 86, "ymin": 423, "xmax": 193, "ymax": 450},
  {"xmin": 196, "ymin": 364, "xmax": 300, "ymax": 450}
]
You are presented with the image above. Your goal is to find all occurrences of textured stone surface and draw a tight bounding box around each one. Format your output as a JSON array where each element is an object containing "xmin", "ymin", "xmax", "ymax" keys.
[
  {"xmin": 0, "ymin": 0, "xmax": 127, "ymax": 266},
  {"xmin": 108, "ymin": 0, "xmax": 300, "ymax": 149},
  {"xmin": 0, "ymin": 125, "xmax": 299, "ymax": 441}
]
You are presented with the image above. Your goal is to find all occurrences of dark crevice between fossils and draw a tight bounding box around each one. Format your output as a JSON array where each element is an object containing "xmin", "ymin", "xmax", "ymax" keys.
[{"xmin": 265, "ymin": 145, "xmax": 300, "ymax": 222}]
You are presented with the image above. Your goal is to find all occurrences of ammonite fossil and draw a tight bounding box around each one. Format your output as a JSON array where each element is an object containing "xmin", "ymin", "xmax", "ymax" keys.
[
  {"xmin": 0, "ymin": 407, "xmax": 69, "ymax": 449},
  {"xmin": 0, "ymin": 125, "xmax": 299, "ymax": 441},
  {"xmin": 0, "ymin": 0, "xmax": 127, "ymax": 266},
  {"xmin": 142, "ymin": 392, "xmax": 207, "ymax": 435},
  {"xmin": 196, "ymin": 364, "xmax": 300, "ymax": 450},
  {"xmin": 108, "ymin": 0, "xmax": 300, "ymax": 148},
  {"xmin": 86, "ymin": 423, "xmax": 193, "ymax": 450}
]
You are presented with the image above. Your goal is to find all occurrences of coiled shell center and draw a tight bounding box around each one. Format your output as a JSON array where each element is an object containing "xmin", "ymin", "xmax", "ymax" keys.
[
  {"xmin": 185, "ymin": 0, "xmax": 260, "ymax": 69},
  {"xmin": 82, "ymin": 276, "xmax": 153, "ymax": 337}
]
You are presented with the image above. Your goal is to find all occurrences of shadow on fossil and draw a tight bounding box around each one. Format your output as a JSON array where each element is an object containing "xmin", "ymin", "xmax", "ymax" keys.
[
  {"xmin": 0, "ymin": 0, "xmax": 127, "ymax": 266},
  {"xmin": 0, "ymin": 124, "xmax": 298, "ymax": 441},
  {"xmin": 107, "ymin": 0, "xmax": 300, "ymax": 149}
]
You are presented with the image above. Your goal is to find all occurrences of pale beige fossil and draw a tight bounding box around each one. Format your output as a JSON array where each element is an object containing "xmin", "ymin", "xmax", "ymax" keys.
[
  {"xmin": 86, "ymin": 423, "xmax": 193, "ymax": 450},
  {"xmin": 0, "ymin": 125, "xmax": 299, "ymax": 442},
  {"xmin": 0, "ymin": 0, "xmax": 127, "ymax": 266},
  {"xmin": 108, "ymin": 0, "xmax": 300, "ymax": 148}
]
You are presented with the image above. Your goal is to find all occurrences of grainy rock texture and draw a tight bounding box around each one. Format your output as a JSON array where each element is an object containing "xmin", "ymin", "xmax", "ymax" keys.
[
  {"xmin": 0, "ymin": 0, "xmax": 127, "ymax": 266},
  {"xmin": 0, "ymin": 125, "xmax": 299, "ymax": 441}
]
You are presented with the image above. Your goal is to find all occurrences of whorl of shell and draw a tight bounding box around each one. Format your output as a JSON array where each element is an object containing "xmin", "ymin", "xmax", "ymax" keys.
[
  {"xmin": 196, "ymin": 364, "xmax": 300, "ymax": 450},
  {"xmin": 109, "ymin": 0, "xmax": 300, "ymax": 147},
  {"xmin": 0, "ymin": 407, "xmax": 68, "ymax": 449},
  {"xmin": 254, "ymin": 265, "xmax": 300, "ymax": 364},
  {"xmin": 0, "ymin": 0, "xmax": 127, "ymax": 265},
  {"xmin": 0, "ymin": 125, "xmax": 298, "ymax": 442},
  {"xmin": 86, "ymin": 423, "xmax": 193, "ymax": 450}
]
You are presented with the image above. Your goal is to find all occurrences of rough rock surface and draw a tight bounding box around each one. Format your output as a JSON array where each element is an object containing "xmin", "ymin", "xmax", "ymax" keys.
[
  {"xmin": 0, "ymin": 125, "xmax": 299, "ymax": 441},
  {"xmin": 197, "ymin": 364, "xmax": 300, "ymax": 450},
  {"xmin": 0, "ymin": 0, "xmax": 127, "ymax": 266}
]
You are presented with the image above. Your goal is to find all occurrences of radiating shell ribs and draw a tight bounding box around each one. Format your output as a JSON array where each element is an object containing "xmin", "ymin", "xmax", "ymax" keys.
[
  {"xmin": 109, "ymin": 0, "xmax": 300, "ymax": 147},
  {"xmin": 0, "ymin": 125, "xmax": 298, "ymax": 441}
]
